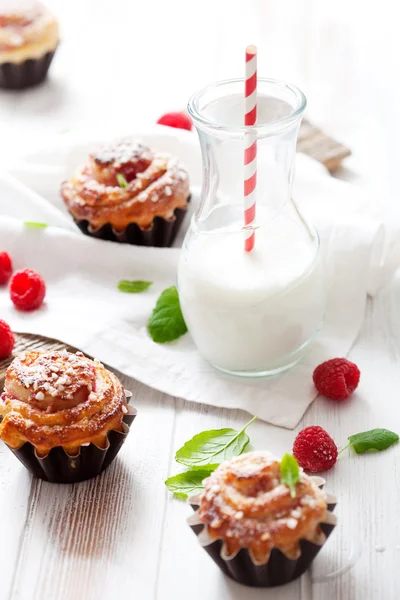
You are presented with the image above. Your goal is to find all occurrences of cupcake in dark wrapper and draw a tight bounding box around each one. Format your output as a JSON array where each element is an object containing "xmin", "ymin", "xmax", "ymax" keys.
[
  {"xmin": 0, "ymin": 1, "xmax": 59, "ymax": 90},
  {"xmin": 61, "ymin": 139, "xmax": 191, "ymax": 247},
  {"xmin": 187, "ymin": 451, "xmax": 336, "ymax": 587},
  {"xmin": 0, "ymin": 349, "xmax": 137, "ymax": 483}
]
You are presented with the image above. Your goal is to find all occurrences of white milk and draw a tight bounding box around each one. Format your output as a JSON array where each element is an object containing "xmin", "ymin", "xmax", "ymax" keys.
[{"xmin": 178, "ymin": 208, "xmax": 325, "ymax": 374}]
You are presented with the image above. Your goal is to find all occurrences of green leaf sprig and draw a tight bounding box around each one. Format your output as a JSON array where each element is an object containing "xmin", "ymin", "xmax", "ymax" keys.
[
  {"xmin": 340, "ymin": 428, "xmax": 399, "ymax": 455},
  {"xmin": 116, "ymin": 173, "xmax": 128, "ymax": 188},
  {"xmin": 165, "ymin": 416, "xmax": 257, "ymax": 499},
  {"xmin": 176, "ymin": 415, "xmax": 257, "ymax": 469},
  {"xmin": 165, "ymin": 469, "xmax": 214, "ymax": 500},
  {"xmin": 24, "ymin": 221, "xmax": 48, "ymax": 229},
  {"xmin": 118, "ymin": 280, "xmax": 152, "ymax": 293},
  {"xmin": 280, "ymin": 454, "xmax": 300, "ymax": 498},
  {"xmin": 148, "ymin": 286, "xmax": 187, "ymax": 343}
]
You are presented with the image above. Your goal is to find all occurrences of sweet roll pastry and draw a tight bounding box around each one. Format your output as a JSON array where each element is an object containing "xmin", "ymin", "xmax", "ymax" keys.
[
  {"xmin": 0, "ymin": 349, "xmax": 137, "ymax": 482},
  {"xmin": 187, "ymin": 451, "xmax": 336, "ymax": 587},
  {"xmin": 0, "ymin": 0, "xmax": 59, "ymax": 89},
  {"xmin": 61, "ymin": 139, "xmax": 190, "ymax": 247}
]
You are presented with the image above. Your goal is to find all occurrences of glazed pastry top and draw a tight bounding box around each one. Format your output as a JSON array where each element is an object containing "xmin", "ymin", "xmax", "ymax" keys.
[
  {"xmin": 0, "ymin": 1, "xmax": 58, "ymax": 62},
  {"xmin": 0, "ymin": 350, "xmax": 128, "ymax": 455},
  {"xmin": 198, "ymin": 451, "xmax": 328, "ymax": 563},
  {"xmin": 61, "ymin": 139, "xmax": 190, "ymax": 231}
]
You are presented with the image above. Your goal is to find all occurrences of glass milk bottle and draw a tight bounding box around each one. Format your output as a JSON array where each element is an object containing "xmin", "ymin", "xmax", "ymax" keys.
[{"xmin": 178, "ymin": 78, "xmax": 326, "ymax": 376}]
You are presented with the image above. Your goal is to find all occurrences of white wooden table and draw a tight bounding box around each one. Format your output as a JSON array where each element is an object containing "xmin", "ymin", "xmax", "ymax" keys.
[{"xmin": 1, "ymin": 1, "xmax": 399, "ymax": 598}]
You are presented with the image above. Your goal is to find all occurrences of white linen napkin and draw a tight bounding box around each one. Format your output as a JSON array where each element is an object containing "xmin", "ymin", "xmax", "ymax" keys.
[{"xmin": 1, "ymin": 127, "xmax": 399, "ymax": 428}]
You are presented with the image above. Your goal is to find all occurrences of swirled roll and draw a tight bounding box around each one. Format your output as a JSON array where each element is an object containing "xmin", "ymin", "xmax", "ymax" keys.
[
  {"xmin": 0, "ymin": 1, "xmax": 58, "ymax": 89},
  {"xmin": 0, "ymin": 1, "xmax": 58, "ymax": 61},
  {"xmin": 198, "ymin": 451, "xmax": 329, "ymax": 564},
  {"xmin": 0, "ymin": 350, "xmax": 128, "ymax": 457},
  {"xmin": 61, "ymin": 139, "xmax": 190, "ymax": 245}
]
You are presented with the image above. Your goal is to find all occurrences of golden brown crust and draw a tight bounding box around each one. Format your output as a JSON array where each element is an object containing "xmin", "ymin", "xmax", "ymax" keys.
[
  {"xmin": 0, "ymin": 1, "xmax": 58, "ymax": 61},
  {"xmin": 60, "ymin": 139, "xmax": 190, "ymax": 231},
  {"xmin": 0, "ymin": 350, "xmax": 128, "ymax": 456},
  {"xmin": 0, "ymin": 0, "xmax": 42, "ymax": 32},
  {"xmin": 199, "ymin": 451, "xmax": 328, "ymax": 563}
]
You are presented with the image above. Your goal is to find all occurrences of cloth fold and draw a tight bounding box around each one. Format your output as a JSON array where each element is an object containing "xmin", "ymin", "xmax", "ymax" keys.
[{"xmin": 0, "ymin": 128, "xmax": 399, "ymax": 428}]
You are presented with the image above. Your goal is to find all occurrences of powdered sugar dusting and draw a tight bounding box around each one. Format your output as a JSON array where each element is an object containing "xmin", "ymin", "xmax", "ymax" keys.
[
  {"xmin": 199, "ymin": 451, "xmax": 329, "ymax": 560},
  {"xmin": 286, "ymin": 518, "xmax": 298, "ymax": 530},
  {"xmin": 7, "ymin": 350, "xmax": 101, "ymax": 407},
  {"xmin": 62, "ymin": 139, "xmax": 190, "ymax": 219},
  {"xmin": 300, "ymin": 495, "xmax": 317, "ymax": 508}
]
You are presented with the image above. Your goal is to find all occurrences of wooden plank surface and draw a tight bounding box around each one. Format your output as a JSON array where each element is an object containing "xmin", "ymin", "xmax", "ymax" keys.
[
  {"xmin": 1, "ymin": 336, "xmax": 177, "ymax": 600},
  {"xmin": 0, "ymin": 1, "xmax": 398, "ymax": 598},
  {"xmin": 298, "ymin": 120, "xmax": 351, "ymax": 173},
  {"xmin": 1, "ymin": 276, "xmax": 400, "ymax": 600}
]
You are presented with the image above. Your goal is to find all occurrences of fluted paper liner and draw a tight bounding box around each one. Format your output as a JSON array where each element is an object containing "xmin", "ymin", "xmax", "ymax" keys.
[
  {"xmin": 187, "ymin": 477, "xmax": 337, "ymax": 588},
  {"xmin": 3, "ymin": 392, "xmax": 137, "ymax": 484},
  {"xmin": 0, "ymin": 49, "xmax": 57, "ymax": 90},
  {"xmin": 73, "ymin": 201, "xmax": 189, "ymax": 248}
]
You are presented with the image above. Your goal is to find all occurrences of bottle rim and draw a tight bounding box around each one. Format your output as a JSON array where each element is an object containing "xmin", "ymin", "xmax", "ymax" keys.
[{"xmin": 188, "ymin": 77, "xmax": 307, "ymax": 135}]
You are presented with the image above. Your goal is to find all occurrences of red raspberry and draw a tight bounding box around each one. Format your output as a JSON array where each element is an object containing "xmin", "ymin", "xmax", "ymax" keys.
[
  {"xmin": 157, "ymin": 112, "xmax": 192, "ymax": 131},
  {"xmin": 10, "ymin": 268, "xmax": 46, "ymax": 311},
  {"xmin": 0, "ymin": 319, "xmax": 15, "ymax": 360},
  {"xmin": 0, "ymin": 251, "xmax": 12, "ymax": 285},
  {"xmin": 313, "ymin": 358, "xmax": 360, "ymax": 401},
  {"xmin": 293, "ymin": 426, "xmax": 338, "ymax": 473}
]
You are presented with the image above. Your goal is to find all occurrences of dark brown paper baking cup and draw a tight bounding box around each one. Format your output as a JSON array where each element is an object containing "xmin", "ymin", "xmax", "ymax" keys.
[
  {"xmin": 4, "ymin": 399, "xmax": 137, "ymax": 484},
  {"xmin": 187, "ymin": 481, "xmax": 337, "ymax": 588},
  {"xmin": 72, "ymin": 199, "xmax": 190, "ymax": 248},
  {"xmin": 0, "ymin": 49, "xmax": 57, "ymax": 90}
]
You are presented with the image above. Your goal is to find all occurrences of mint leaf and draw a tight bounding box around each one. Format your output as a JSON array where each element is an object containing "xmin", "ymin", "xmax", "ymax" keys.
[
  {"xmin": 116, "ymin": 173, "xmax": 128, "ymax": 188},
  {"xmin": 280, "ymin": 454, "xmax": 300, "ymax": 498},
  {"xmin": 348, "ymin": 429, "xmax": 399, "ymax": 454},
  {"xmin": 24, "ymin": 221, "xmax": 48, "ymax": 229},
  {"xmin": 175, "ymin": 416, "xmax": 257, "ymax": 469},
  {"xmin": 165, "ymin": 469, "xmax": 213, "ymax": 500},
  {"xmin": 118, "ymin": 280, "xmax": 152, "ymax": 293},
  {"xmin": 148, "ymin": 286, "xmax": 187, "ymax": 343}
]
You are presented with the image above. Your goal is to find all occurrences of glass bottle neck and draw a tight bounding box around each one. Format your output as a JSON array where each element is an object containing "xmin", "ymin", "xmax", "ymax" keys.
[{"xmin": 188, "ymin": 78, "xmax": 306, "ymax": 232}]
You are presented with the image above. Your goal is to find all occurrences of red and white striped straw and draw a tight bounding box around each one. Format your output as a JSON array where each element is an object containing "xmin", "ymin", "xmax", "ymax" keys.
[{"xmin": 244, "ymin": 45, "xmax": 257, "ymax": 252}]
